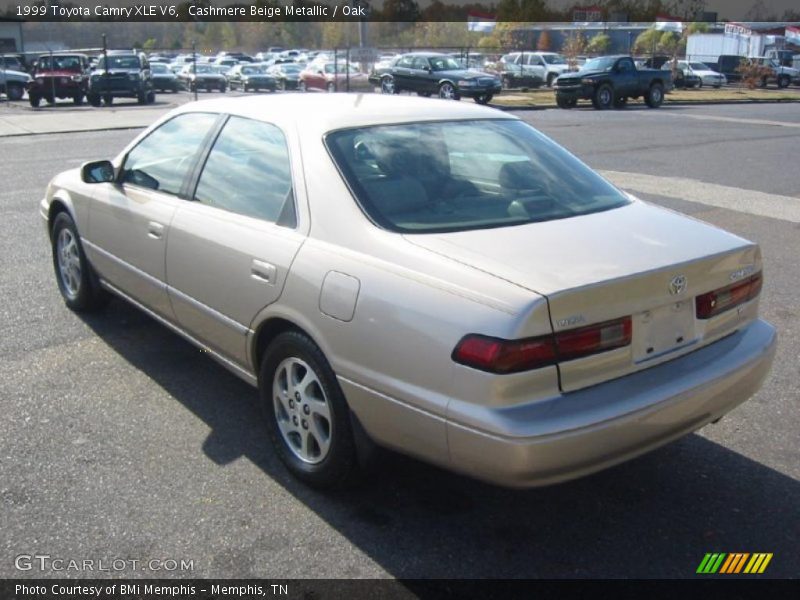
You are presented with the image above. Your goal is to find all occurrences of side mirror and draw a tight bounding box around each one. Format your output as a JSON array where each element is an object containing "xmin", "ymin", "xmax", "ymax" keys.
[{"xmin": 81, "ymin": 160, "xmax": 115, "ymax": 184}]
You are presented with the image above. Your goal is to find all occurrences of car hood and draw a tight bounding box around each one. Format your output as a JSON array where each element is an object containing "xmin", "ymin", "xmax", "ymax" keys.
[
  {"xmin": 35, "ymin": 70, "xmax": 84, "ymax": 77},
  {"xmin": 437, "ymin": 69, "xmax": 496, "ymax": 79},
  {"xmin": 402, "ymin": 199, "xmax": 754, "ymax": 298}
]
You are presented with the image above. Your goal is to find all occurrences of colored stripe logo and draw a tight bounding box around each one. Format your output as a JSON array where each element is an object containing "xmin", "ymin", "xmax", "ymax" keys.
[{"xmin": 697, "ymin": 553, "xmax": 773, "ymax": 574}]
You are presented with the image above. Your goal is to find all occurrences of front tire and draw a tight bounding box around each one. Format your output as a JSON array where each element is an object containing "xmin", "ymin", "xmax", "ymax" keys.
[
  {"xmin": 592, "ymin": 83, "xmax": 613, "ymax": 109},
  {"xmin": 260, "ymin": 331, "xmax": 358, "ymax": 488},
  {"xmin": 645, "ymin": 83, "xmax": 664, "ymax": 108},
  {"xmin": 29, "ymin": 93, "xmax": 41, "ymax": 107},
  {"xmin": 778, "ymin": 75, "xmax": 790, "ymax": 88},
  {"xmin": 327, "ymin": 82, "xmax": 335, "ymax": 93},
  {"xmin": 473, "ymin": 93, "xmax": 493, "ymax": 105},
  {"xmin": 546, "ymin": 73, "xmax": 556, "ymax": 87},
  {"xmin": 51, "ymin": 212, "xmax": 109, "ymax": 312},
  {"xmin": 73, "ymin": 93, "xmax": 84, "ymax": 105}
]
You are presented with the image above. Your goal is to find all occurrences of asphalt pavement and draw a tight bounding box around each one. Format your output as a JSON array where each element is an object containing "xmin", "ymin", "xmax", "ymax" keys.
[{"xmin": 0, "ymin": 101, "xmax": 797, "ymax": 579}]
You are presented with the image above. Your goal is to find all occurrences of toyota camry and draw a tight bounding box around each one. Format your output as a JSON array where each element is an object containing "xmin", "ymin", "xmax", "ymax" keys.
[{"xmin": 40, "ymin": 95, "xmax": 776, "ymax": 488}]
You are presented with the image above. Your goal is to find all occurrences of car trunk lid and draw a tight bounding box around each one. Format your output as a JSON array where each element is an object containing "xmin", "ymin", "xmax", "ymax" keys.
[{"xmin": 404, "ymin": 201, "xmax": 761, "ymax": 391}]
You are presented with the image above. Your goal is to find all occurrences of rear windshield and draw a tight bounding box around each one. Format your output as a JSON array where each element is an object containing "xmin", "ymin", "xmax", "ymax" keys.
[{"xmin": 326, "ymin": 119, "xmax": 629, "ymax": 233}]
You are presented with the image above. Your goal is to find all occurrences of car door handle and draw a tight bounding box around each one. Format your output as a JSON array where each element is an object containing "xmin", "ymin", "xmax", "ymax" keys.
[
  {"xmin": 147, "ymin": 221, "xmax": 164, "ymax": 239},
  {"xmin": 251, "ymin": 259, "xmax": 276, "ymax": 284}
]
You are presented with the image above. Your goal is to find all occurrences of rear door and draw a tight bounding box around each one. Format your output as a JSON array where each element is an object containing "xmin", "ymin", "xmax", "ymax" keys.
[{"xmin": 165, "ymin": 115, "xmax": 306, "ymax": 369}]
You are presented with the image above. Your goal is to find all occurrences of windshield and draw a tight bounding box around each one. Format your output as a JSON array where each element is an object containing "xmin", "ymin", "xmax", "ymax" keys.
[
  {"xmin": 580, "ymin": 57, "xmax": 616, "ymax": 72},
  {"xmin": 151, "ymin": 63, "xmax": 168, "ymax": 73},
  {"xmin": 38, "ymin": 56, "xmax": 83, "ymax": 71},
  {"xmin": 97, "ymin": 55, "xmax": 140, "ymax": 70},
  {"xmin": 542, "ymin": 54, "xmax": 566, "ymax": 65},
  {"xmin": 326, "ymin": 120, "xmax": 629, "ymax": 234},
  {"xmin": 690, "ymin": 62, "xmax": 710, "ymax": 70},
  {"xmin": 194, "ymin": 65, "xmax": 213, "ymax": 73},
  {"xmin": 280, "ymin": 64, "xmax": 301, "ymax": 73},
  {"xmin": 429, "ymin": 56, "xmax": 462, "ymax": 71}
]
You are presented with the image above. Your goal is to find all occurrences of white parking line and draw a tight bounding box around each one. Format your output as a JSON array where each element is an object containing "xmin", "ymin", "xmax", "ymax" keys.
[
  {"xmin": 661, "ymin": 112, "xmax": 800, "ymax": 129},
  {"xmin": 600, "ymin": 170, "xmax": 800, "ymax": 223}
]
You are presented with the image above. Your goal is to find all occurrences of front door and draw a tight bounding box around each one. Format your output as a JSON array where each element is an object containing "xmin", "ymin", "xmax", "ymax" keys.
[{"xmin": 86, "ymin": 112, "xmax": 219, "ymax": 318}]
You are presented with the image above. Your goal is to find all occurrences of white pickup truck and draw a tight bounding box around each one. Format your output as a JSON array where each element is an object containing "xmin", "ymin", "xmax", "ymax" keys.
[{"xmin": 0, "ymin": 68, "xmax": 31, "ymax": 101}]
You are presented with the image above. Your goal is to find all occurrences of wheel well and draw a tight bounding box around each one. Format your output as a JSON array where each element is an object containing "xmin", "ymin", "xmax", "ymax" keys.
[
  {"xmin": 252, "ymin": 317, "xmax": 303, "ymax": 373},
  {"xmin": 47, "ymin": 200, "xmax": 70, "ymax": 239}
]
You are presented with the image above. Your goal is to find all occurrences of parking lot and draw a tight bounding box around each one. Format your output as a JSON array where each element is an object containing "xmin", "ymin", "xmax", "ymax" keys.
[{"xmin": 0, "ymin": 99, "xmax": 798, "ymax": 579}]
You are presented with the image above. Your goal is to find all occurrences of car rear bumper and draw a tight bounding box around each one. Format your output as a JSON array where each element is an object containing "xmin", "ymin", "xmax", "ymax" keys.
[{"xmin": 445, "ymin": 318, "xmax": 776, "ymax": 487}]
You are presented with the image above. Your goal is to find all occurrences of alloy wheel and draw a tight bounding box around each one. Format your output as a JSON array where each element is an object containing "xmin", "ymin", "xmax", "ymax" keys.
[
  {"xmin": 273, "ymin": 357, "xmax": 332, "ymax": 464},
  {"xmin": 56, "ymin": 228, "xmax": 82, "ymax": 300}
]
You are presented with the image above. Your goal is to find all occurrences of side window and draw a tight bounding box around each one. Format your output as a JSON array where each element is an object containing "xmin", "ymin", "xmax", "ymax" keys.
[
  {"xmin": 618, "ymin": 58, "xmax": 634, "ymax": 72},
  {"xmin": 194, "ymin": 116, "xmax": 295, "ymax": 226},
  {"xmin": 122, "ymin": 112, "xmax": 218, "ymax": 195},
  {"xmin": 396, "ymin": 56, "xmax": 413, "ymax": 68},
  {"xmin": 412, "ymin": 57, "xmax": 429, "ymax": 70}
]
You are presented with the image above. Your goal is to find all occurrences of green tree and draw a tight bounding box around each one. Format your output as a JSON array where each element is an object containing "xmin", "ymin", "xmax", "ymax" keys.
[
  {"xmin": 142, "ymin": 38, "xmax": 158, "ymax": 51},
  {"xmin": 633, "ymin": 28, "xmax": 661, "ymax": 55},
  {"xmin": 586, "ymin": 32, "xmax": 611, "ymax": 55}
]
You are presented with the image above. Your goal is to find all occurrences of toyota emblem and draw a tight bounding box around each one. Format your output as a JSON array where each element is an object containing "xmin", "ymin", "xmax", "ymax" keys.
[{"xmin": 669, "ymin": 275, "xmax": 687, "ymax": 295}]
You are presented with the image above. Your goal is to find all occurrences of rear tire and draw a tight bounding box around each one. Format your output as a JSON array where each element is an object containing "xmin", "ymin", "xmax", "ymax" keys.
[
  {"xmin": 260, "ymin": 331, "xmax": 358, "ymax": 489},
  {"xmin": 546, "ymin": 73, "xmax": 556, "ymax": 87},
  {"xmin": 29, "ymin": 93, "xmax": 41, "ymax": 107},
  {"xmin": 438, "ymin": 81, "xmax": 459, "ymax": 100},
  {"xmin": 88, "ymin": 93, "xmax": 101, "ymax": 107},
  {"xmin": 380, "ymin": 76, "xmax": 395, "ymax": 94},
  {"xmin": 778, "ymin": 75, "xmax": 790, "ymax": 88},
  {"xmin": 73, "ymin": 93, "xmax": 84, "ymax": 106},
  {"xmin": 327, "ymin": 82, "xmax": 335, "ymax": 93},
  {"xmin": 51, "ymin": 212, "xmax": 109, "ymax": 312},
  {"xmin": 645, "ymin": 83, "xmax": 664, "ymax": 108}
]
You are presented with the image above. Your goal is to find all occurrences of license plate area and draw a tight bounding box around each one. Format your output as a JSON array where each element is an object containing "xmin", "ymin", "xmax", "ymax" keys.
[{"xmin": 633, "ymin": 301, "xmax": 695, "ymax": 363}]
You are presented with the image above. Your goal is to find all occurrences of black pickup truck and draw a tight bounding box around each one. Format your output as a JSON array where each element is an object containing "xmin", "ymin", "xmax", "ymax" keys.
[{"xmin": 554, "ymin": 55, "xmax": 672, "ymax": 109}]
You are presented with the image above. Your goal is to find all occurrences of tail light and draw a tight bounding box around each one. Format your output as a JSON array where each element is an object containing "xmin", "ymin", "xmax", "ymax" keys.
[
  {"xmin": 696, "ymin": 272, "xmax": 762, "ymax": 319},
  {"xmin": 453, "ymin": 316, "xmax": 632, "ymax": 374}
]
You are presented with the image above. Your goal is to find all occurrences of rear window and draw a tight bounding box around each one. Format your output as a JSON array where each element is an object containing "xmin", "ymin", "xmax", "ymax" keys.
[{"xmin": 326, "ymin": 119, "xmax": 629, "ymax": 233}]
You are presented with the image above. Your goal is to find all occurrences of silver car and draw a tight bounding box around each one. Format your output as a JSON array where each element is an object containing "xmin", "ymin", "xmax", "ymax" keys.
[{"xmin": 40, "ymin": 95, "xmax": 776, "ymax": 488}]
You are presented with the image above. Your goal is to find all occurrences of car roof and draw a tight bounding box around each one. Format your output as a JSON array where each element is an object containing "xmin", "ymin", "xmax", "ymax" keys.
[{"xmin": 173, "ymin": 94, "xmax": 516, "ymax": 136}]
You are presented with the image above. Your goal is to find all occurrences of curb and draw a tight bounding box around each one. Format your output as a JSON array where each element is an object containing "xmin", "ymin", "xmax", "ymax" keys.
[{"xmin": 0, "ymin": 125, "xmax": 147, "ymax": 138}]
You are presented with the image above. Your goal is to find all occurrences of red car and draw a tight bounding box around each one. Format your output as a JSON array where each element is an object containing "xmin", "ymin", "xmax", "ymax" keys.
[{"xmin": 299, "ymin": 62, "xmax": 371, "ymax": 92}]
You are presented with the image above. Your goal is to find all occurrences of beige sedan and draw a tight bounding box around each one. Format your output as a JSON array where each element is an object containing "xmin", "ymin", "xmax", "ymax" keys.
[{"xmin": 40, "ymin": 95, "xmax": 776, "ymax": 488}]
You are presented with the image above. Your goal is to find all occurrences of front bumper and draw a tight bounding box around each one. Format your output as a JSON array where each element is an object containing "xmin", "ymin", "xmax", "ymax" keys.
[
  {"xmin": 447, "ymin": 319, "xmax": 776, "ymax": 487},
  {"xmin": 554, "ymin": 84, "xmax": 591, "ymax": 100},
  {"xmin": 459, "ymin": 83, "xmax": 502, "ymax": 98}
]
